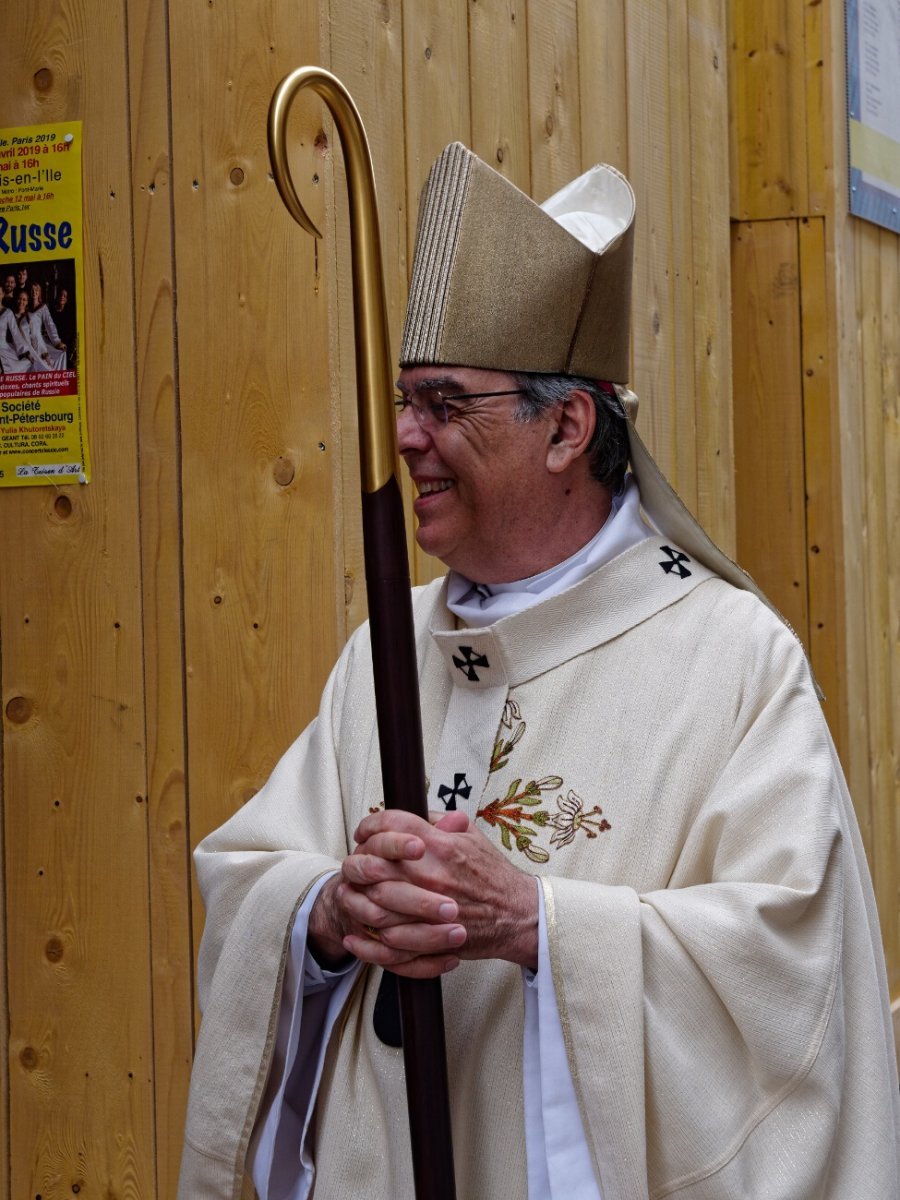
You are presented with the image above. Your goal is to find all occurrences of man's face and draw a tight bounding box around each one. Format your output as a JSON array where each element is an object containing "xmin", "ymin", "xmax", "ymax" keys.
[
  {"xmin": 396, "ymin": 364, "xmax": 563, "ymax": 582},
  {"xmin": 2, "ymin": 275, "xmax": 14, "ymax": 296},
  {"xmin": 16, "ymin": 269, "xmax": 27, "ymax": 286}
]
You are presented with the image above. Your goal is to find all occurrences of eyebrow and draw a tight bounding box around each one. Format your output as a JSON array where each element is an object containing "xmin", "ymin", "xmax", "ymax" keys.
[{"xmin": 394, "ymin": 374, "xmax": 464, "ymax": 395}]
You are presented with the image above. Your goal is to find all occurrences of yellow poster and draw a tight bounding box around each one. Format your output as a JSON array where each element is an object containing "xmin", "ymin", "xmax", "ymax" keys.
[{"xmin": 0, "ymin": 120, "xmax": 91, "ymax": 487}]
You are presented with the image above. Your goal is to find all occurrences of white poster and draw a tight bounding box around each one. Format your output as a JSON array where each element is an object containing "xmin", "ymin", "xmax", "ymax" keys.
[{"xmin": 847, "ymin": 0, "xmax": 900, "ymax": 229}]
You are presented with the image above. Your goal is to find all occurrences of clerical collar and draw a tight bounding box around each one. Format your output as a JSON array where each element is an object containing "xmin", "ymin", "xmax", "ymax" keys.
[{"xmin": 446, "ymin": 474, "xmax": 651, "ymax": 627}]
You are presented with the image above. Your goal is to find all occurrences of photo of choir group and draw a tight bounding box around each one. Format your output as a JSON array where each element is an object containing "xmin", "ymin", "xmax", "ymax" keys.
[{"xmin": 0, "ymin": 258, "xmax": 77, "ymax": 376}]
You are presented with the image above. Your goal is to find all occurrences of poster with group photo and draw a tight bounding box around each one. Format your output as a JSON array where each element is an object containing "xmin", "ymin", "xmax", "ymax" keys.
[{"xmin": 0, "ymin": 120, "xmax": 91, "ymax": 487}]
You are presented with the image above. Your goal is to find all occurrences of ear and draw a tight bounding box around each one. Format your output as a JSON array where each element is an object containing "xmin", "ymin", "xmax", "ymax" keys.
[{"xmin": 545, "ymin": 388, "xmax": 596, "ymax": 472}]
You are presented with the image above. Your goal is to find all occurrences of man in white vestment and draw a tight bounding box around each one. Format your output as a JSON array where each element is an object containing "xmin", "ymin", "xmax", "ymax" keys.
[
  {"xmin": 179, "ymin": 144, "xmax": 900, "ymax": 1200},
  {"xmin": 0, "ymin": 299, "xmax": 33, "ymax": 373}
]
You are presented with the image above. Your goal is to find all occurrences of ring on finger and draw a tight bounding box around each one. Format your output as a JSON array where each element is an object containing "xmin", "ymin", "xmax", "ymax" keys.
[{"xmin": 363, "ymin": 924, "xmax": 381, "ymax": 942}]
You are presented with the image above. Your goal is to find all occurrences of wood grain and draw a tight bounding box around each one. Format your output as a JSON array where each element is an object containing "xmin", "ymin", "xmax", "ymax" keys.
[
  {"xmin": 127, "ymin": 0, "xmax": 194, "ymax": 1193},
  {"xmin": 728, "ymin": 0, "xmax": 809, "ymax": 219},
  {"xmin": 327, "ymin": 0, "xmax": 408, "ymax": 634},
  {"xmin": 731, "ymin": 219, "xmax": 809, "ymax": 644},
  {"xmin": 167, "ymin": 0, "xmax": 342, "ymax": 965},
  {"xmin": 880, "ymin": 227, "xmax": 900, "ymax": 996},
  {"xmin": 625, "ymin": 0, "xmax": 677, "ymax": 480},
  {"xmin": 857, "ymin": 222, "xmax": 898, "ymax": 994},
  {"xmin": 799, "ymin": 216, "xmax": 847, "ymax": 765},
  {"xmin": 1, "ymin": 2, "xmax": 155, "ymax": 1195},
  {"xmin": 576, "ymin": 0, "xmax": 628, "ymax": 174},
  {"xmin": 667, "ymin": 0, "xmax": 699, "ymax": 514},
  {"xmin": 689, "ymin": 0, "xmax": 735, "ymax": 552},
  {"xmin": 402, "ymin": 0, "xmax": 471, "ymax": 585},
  {"xmin": 469, "ymin": 0, "xmax": 531, "ymax": 191},
  {"xmin": 527, "ymin": 0, "xmax": 581, "ymax": 202}
]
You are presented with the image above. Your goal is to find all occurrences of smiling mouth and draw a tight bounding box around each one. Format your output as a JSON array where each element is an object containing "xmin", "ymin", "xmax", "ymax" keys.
[{"xmin": 416, "ymin": 479, "xmax": 454, "ymax": 496}]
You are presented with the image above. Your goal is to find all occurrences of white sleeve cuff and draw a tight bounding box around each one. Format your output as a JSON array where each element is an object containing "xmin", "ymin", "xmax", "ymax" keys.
[{"xmin": 249, "ymin": 872, "xmax": 362, "ymax": 1200}]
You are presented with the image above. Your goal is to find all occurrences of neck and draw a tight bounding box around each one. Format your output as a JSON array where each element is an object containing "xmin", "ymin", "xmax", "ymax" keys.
[{"xmin": 470, "ymin": 481, "xmax": 612, "ymax": 585}]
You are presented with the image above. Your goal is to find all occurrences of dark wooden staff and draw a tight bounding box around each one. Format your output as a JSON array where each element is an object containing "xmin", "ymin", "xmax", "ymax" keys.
[{"xmin": 268, "ymin": 67, "xmax": 456, "ymax": 1200}]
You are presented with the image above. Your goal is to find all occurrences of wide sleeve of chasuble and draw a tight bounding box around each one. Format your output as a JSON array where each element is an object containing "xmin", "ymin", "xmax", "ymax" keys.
[
  {"xmin": 543, "ymin": 598, "xmax": 900, "ymax": 1200},
  {"xmin": 179, "ymin": 628, "xmax": 368, "ymax": 1196}
]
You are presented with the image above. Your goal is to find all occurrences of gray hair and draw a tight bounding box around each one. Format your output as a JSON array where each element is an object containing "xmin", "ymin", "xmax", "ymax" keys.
[{"xmin": 511, "ymin": 373, "xmax": 630, "ymax": 490}]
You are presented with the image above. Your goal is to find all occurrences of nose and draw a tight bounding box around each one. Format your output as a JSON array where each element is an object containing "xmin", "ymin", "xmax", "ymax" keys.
[{"xmin": 396, "ymin": 405, "xmax": 433, "ymax": 456}]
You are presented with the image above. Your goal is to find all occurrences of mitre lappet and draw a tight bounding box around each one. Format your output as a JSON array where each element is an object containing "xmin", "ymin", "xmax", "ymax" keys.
[{"xmin": 400, "ymin": 142, "xmax": 818, "ymax": 692}]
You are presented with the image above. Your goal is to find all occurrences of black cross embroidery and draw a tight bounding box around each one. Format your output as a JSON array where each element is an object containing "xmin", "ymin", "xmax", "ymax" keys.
[
  {"xmin": 659, "ymin": 545, "xmax": 692, "ymax": 579},
  {"xmin": 452, "ymin": 645, "xmax": 490, "ymax": 681},
  {"xmin": 437, "ymin": 773, "xmax": 471, "ymax": 811}
]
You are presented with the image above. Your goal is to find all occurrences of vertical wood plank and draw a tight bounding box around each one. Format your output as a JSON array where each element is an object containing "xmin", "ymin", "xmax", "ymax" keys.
[
  {"xmin": 403, "ymin": 0, "xmax": 471, "ymax": 584},
  {"xmin": 856, "ymin": 223, "xmax": 897, "ymax": 993},
  {"xmin": 689, "ymin": 0, "xmax": 735, "ymax": 551},
  {"xmin": 402, "ymin": 0, "xmax": 471, "ymax": 253},
  {"xmin": 666, "ymin": 0, "xmax": 698, "ymax": 514},
  {"xmin": 825, "ymin": 1, "xmax": 871, "ymax": 854},
  {"xmin": 527, "ymin": 0, "xmax": 581, "ymax": 201},
  {"xmin": 880, "ymin": 227, "xmax": 900, "ymax": 995},
  {"xmin": 731, "ymin": 219, "xmax": 809, "ymax": 644},
  {"xmin": 834, "ymin": 236, "xmax": 872, "ymax": 848},
  {"xmin": 804, "ymin": 0, "xmax": 827, "ymax": 215},
  {"xmin": 1, "ymin": 2, "xmax": 156, "ymax": 1195},
  {"xmin": 625, "ymin": 0, "xmax": 677, "ymax": 478},
  {"xmin": 576, "ymin": 0, "xmax": 628, "ymax": 173},
  {"xmin": 327, "ymin": 0, "xmax": 408, "ymax": 634},
  {"xmin": 469, "ymin": 0, "xmax": 531, "ymax": 191},
  {"xmin": 728, "ymin": 0, "xmax": 809, "ymax": 219},
  {"xmin": 127, "ymin": 0, "xmax": 194, "ymax": 1193},
  {"xmin": 799, "ymin": 216, "xmax": 847, "ymax": 764},
  {"xmin": 168, "ymin": 0, "xmax": 341, "ymax": 955},
  {"xmin": 0, "ymin": 660, "xmax": 7, "ymax": 1200}
]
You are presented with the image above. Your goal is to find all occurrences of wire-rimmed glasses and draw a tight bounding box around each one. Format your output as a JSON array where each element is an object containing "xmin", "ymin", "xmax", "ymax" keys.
[{"xmin": 394, "ymin": 386, "xmax": 525, "ymax": 433}]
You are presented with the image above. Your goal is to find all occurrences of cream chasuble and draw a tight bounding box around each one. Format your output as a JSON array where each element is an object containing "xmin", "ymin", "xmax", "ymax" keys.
[{"xmin": 179, "ymin": 536, "xmax": 900, "ymax": 1200}]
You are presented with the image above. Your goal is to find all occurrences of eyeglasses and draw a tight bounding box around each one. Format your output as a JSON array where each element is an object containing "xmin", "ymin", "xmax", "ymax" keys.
[{"xmin": 394, "ymin": 386, "xmax": 525, "ymax": 431}]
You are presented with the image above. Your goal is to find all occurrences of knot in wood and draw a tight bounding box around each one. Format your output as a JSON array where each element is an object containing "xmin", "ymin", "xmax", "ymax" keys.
[
  {"xmin": 273, "ymin": 456, "xmax": 295, "ymax": 487},
  {"xmin": 45, "ymin": 936, "xmax": 64, "ymax": 963},
  {"xmin": 5, "ymin": 695, "xmax": 32, "ymax": 724}
]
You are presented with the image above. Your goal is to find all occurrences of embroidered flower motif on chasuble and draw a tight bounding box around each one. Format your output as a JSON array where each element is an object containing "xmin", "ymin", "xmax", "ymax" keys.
[{"xmin": 477, "ymin": 698, "xmax": 611, "ymax": 863}]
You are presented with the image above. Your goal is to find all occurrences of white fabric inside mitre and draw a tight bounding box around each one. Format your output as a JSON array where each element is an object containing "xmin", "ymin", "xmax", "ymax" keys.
[{"xmin": 540, "ymin": 163, "xmax": 635, "ymax": 254}]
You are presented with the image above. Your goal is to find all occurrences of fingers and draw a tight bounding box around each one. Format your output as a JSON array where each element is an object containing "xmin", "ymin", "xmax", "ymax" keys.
[
  {"xmin": 349, "ymin": 830, "xmax": 427, "ymax": 865},
  {"xmin": 340, "ymin": 926, "xmax": 460, "ymax": 974},
  {"xmin": 354, "ymin": 809, "xmax": 432, "ymax": 846},
  {"xmin": 344, "ymin": 920, "xmax": 465, "ymax": 959},
  {"xmin": 430, "ymin": 809, "xmax": 470, "ymax": 833},
  {"xmin": 338, "ymin": 879, "xmax": 459, "ymax": 928},
  {"xmin": 355, "ymin": 809, "xmax": 470, "ymax": 845}
]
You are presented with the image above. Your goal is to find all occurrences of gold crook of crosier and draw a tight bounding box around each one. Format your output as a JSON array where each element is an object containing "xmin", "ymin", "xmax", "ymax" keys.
[{"xmin": 268, "ymin": 65, "xmax": 398, "ymax": 495}]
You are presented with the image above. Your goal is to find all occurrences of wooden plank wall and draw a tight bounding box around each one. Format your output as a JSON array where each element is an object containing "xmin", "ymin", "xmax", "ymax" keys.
[
  {"xmin": 0, "ymin": 0, "xmax": 730, "ymax": 1193},
  {"xmin": 729, "ymin": 0, "xmax": 899, "ymax": 1004},
  {"xmin": 825, "ymin": 1, "xmax": 900, "ymax": 1012}
]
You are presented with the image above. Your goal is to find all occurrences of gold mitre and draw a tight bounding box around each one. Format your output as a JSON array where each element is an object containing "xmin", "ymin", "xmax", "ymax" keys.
[{"xmin": 400, "ymin": 142, "xmax": 634, "ymax": 381}]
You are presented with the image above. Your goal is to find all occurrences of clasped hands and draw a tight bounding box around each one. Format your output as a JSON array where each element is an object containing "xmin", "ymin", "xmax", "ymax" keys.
[{"xmin": 308, "ymin": 809, "xmax": 538, "ymax": 978}]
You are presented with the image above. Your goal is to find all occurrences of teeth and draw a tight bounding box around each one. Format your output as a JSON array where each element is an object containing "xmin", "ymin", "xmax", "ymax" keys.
[{"xmin": 418, "ymin": 480, "xmax": 453, "ymax": 496}]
